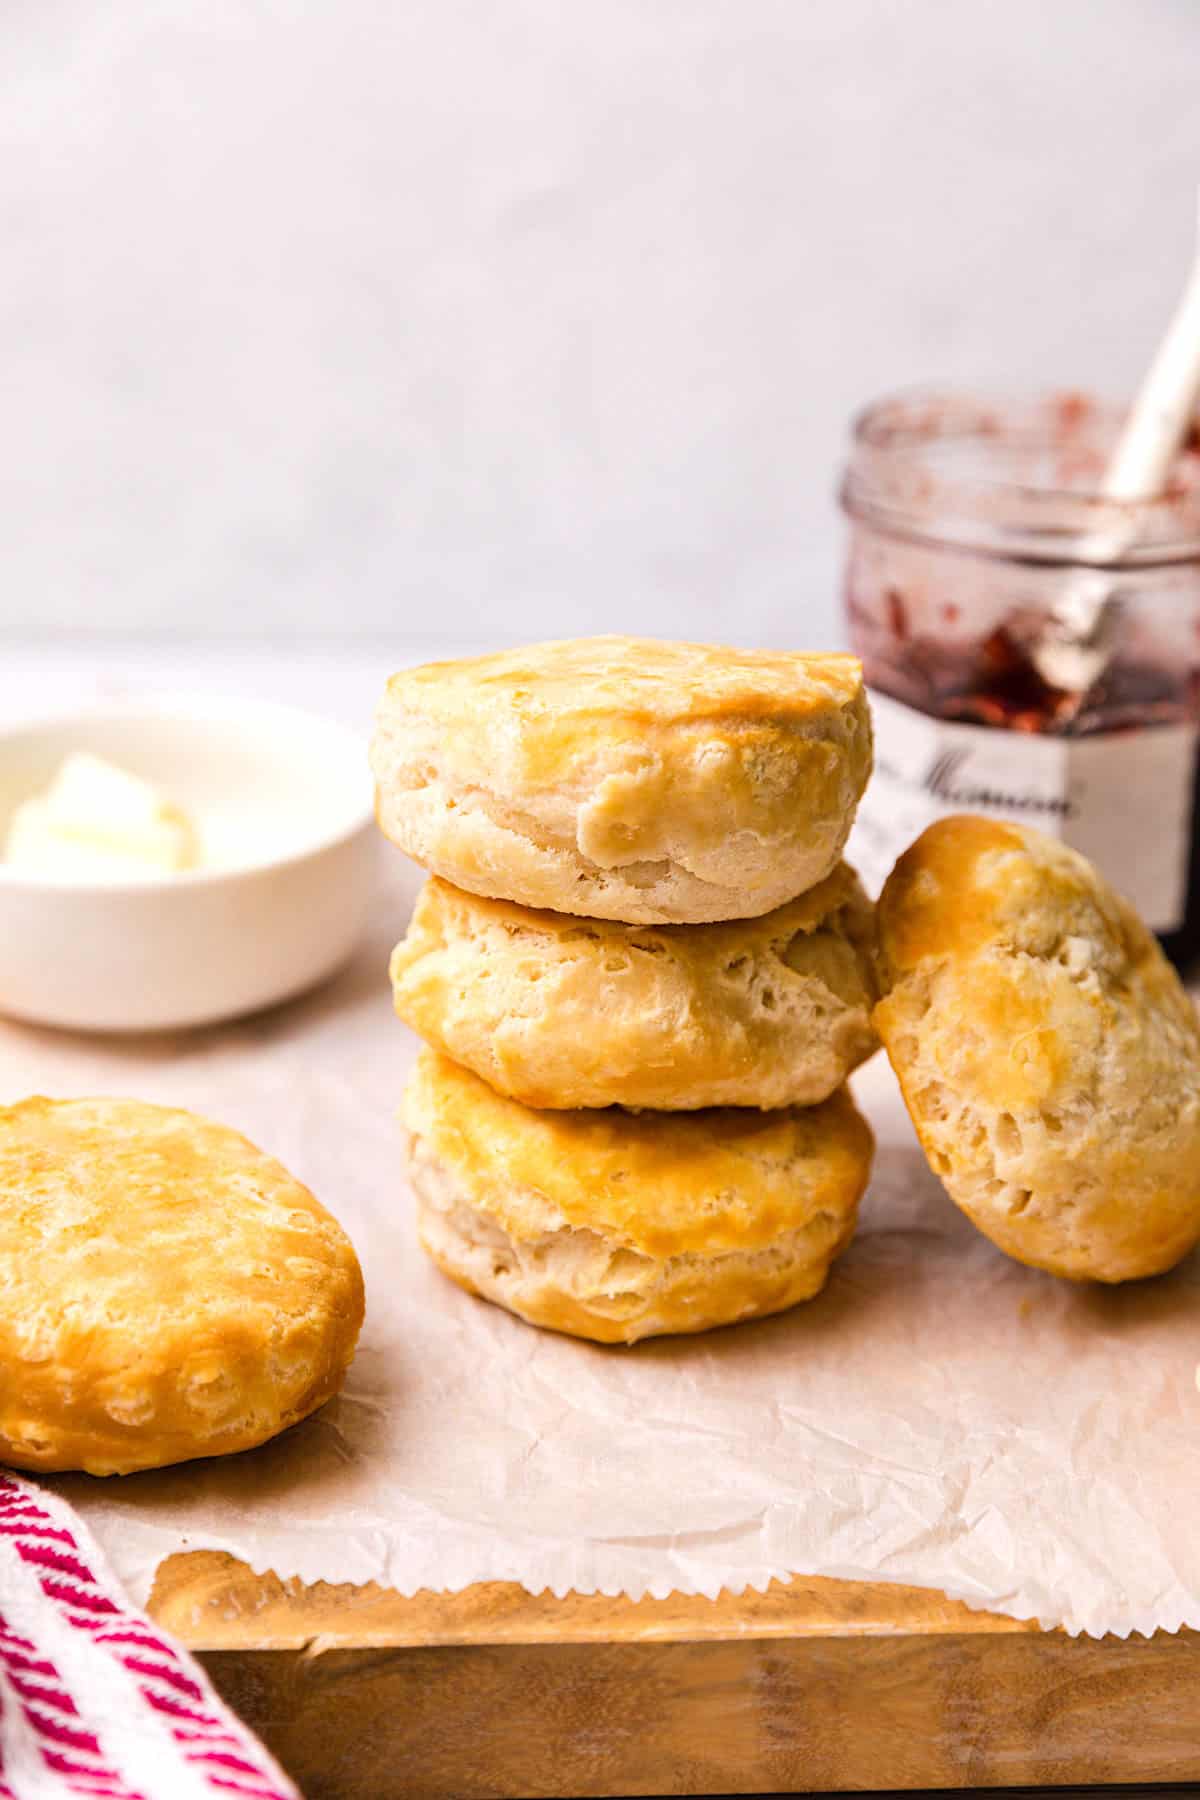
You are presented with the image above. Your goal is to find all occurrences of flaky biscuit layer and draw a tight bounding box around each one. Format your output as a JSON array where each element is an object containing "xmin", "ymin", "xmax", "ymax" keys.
[
  {"xmin": 392, "ymin": 866, "xmax": 878, "ymax": 1109},
  {"xmin": 372, "ymin": 637, "xmax": 872, "ymax": 923},
  {"xmin": 401, "ymin": 1050, "xmax": 872, "ymax": 1342}
]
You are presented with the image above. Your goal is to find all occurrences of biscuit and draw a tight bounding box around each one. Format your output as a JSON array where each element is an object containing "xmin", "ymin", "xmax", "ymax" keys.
[
  {"xmin": 0, "ymin": 1097, "xmax": 365, "ymax": 1475},
  {"xmin": 392, "ymin": 866, "xmax": 879, "ymax": 1110},
  {"xmin": 401, "ymin": 1049, "xmax": 873, "ymax": 1343},
  {"xmin": 875, "ymin": 815, "xmax": 1200, "ymax": 1282},
  {"xmin": 371, "ymin": 637, "xmax": 872, "ymax": 923}
]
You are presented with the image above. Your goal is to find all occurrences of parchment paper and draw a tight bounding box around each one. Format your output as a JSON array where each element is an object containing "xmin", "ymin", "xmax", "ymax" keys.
[{"xmin": 3, "ymin": 850, "xmax": 1197, "ymax": 1642}]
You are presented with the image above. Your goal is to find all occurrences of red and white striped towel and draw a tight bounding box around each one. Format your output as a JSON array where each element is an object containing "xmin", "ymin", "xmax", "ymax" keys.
[{"xmin": 0, "ymin": 1472, "xmax": 300, "ymax": 1800}]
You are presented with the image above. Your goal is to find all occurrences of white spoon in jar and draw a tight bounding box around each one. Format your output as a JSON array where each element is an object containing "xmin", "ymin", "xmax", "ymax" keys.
[{"xmin": 1031, "ymin": 189, "xmax": 1200, "ymax": 698}]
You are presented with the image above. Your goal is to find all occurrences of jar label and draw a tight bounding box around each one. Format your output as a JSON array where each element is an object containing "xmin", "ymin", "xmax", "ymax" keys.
[{"xmin": 848, "ymin": 689, "xmax": 1197, "ymax": 931}]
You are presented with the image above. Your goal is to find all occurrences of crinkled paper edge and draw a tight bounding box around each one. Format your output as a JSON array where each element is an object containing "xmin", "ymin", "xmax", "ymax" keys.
[{"xmin": 89, "ymin": 1501, "xmax": 1191, "ymax": 1642}]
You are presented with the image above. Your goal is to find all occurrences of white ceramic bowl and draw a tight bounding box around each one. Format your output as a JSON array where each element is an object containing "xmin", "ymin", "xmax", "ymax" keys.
[{"xmin": 0, "ymin": 696, "xmax": 378, "ymax": 1032}]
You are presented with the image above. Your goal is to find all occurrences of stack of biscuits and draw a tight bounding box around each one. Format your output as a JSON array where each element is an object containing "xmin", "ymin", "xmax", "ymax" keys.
[{"xmin": 370, "ymin": 636, "xmax": 880, "ymax": 1343}]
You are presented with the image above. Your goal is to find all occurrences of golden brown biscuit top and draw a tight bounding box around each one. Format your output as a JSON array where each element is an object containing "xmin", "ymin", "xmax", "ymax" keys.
[
  {"xmin": 422, "ymin": 860, "xmax": 874, "ymax": 957},
  {"xmin": 875, "ymin": 814, "xmax": 1198, "ymax": 1117},
  {"xmin": 0, "ymin": 1096, "xmax": 364, "ymax": 1376},
  {"xmin": 390, "ymin": 636, "xmax": 863, "ymax": 722},
  {"xmin": 876, "ymin": 814, "xmax": 1147, "ymax": 972},
  {"xmin": 382, "ymin": 637, "xmax": 864, "ymax": 785},
  {"xmin": 403, "ymin": 1050, "xmax": 873, "ymax": 1258},
  {"xmin": 403, "ymin": 858, "xmax": 872, "ymax": 957}
]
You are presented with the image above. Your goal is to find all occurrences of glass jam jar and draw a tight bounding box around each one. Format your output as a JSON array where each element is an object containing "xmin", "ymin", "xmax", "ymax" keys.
[{"xmin": 839, "ymin": 388, "xmax": 1200, "ymax": 968}]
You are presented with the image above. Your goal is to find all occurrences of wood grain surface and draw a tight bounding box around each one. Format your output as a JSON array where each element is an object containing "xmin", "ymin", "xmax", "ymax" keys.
[{"xmin": 149, "ymin": 1554, "xmax": 1200, "ymax": 1798}]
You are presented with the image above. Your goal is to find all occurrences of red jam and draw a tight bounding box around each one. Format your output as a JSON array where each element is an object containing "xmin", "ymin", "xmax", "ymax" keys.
[{"xmin": 841, "ymin": 389, "xmax": 1200, "ymax": 969}]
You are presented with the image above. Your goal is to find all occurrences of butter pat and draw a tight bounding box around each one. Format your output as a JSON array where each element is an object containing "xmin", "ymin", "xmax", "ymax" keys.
[{"xmin": 4, "ymin": 753, "xmax": 200, "ymax": 880}]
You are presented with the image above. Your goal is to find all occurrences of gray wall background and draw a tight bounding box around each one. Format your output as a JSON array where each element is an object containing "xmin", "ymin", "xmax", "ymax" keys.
[{"xmin": 4, "ymin": 0, "xmax": 1198, "ymax": 649}]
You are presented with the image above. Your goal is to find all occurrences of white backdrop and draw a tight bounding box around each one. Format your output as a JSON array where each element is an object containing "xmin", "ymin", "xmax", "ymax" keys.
[{"xmin": 3, "ymin": 0, "xmax": 1198, "ymax": 649}]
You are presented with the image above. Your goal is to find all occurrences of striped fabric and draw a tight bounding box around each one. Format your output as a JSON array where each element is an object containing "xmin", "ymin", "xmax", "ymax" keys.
[{"xmin": 0, "ymin": 1473, "xmax": 300, "ymax": 1800}]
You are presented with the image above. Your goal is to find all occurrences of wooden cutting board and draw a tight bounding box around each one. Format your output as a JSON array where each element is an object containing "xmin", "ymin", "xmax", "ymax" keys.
[{"xmin": 149, "ymin": 1553, "xmax": 1200, "ymax": 1799}]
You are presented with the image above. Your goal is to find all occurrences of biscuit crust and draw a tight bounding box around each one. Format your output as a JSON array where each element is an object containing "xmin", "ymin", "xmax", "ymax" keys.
[
  {"xmin": 372, "ymin": 637, "xmax": 872, "ymax": 923},
  {"xmin": 392, "ymin": 867, "xmax": 879, "ymax": 1110},
  {"xmin": 875, "ymin": 816, "xmax": 1200, "ymax": 1282},
  {"xmin": 402, "ymin": 1050, "xmax": 873, "ymax": 1342},
  {"xmin": 0, "ymin": 1097, "xmax": 365, "ymax": 1474}
]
